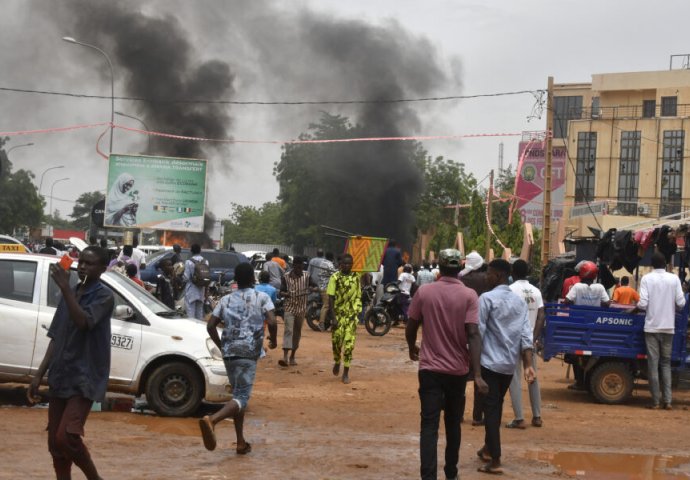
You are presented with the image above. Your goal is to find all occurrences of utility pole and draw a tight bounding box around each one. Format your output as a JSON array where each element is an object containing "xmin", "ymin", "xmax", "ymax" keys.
[
  {"xmin": 485, "ymin": 169, "xmax": 494, "ymax": 259},
  {"xmin": 541, "ymin": 76, "xmax": 554, "ymax": 266}
]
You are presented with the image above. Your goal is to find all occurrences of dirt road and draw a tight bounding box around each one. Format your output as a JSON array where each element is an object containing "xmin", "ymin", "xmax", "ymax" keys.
[{"xmin": 1, "ymin": 324, "xmax": 689, "ymax": 479}]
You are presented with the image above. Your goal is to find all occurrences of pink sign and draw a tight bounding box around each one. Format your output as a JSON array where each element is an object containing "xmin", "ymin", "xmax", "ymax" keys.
[{"xmin": 514, "ymin": 141, "xmax": 566, "ymax": 228}]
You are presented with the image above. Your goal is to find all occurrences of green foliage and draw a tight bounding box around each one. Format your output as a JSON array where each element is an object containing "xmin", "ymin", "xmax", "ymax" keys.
[
  {"xmin": 223, "ymin": 202, "xmax": 285, "ymax": 245},
  {"xmin": 46, "ymin": 209, "xmax": 77, "ymax": 230},
  {"xmin": 0, "ymin": 147, "xmax": 44, "ymax": 233},
  {"xmin": 70, "ymin": 191, "xmax": 105, "ymax": 230}
]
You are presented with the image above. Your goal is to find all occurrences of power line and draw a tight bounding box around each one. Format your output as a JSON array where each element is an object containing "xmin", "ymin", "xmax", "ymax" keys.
[{"xmin": 0, "ymin": 85, "xmax": 544, "ymax": 106}]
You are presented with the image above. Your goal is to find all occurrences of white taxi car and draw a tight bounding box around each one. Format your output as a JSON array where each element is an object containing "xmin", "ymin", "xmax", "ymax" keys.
[{"xmin": 0, "ymin": 252, "xmax": 231, "ymax": 416}]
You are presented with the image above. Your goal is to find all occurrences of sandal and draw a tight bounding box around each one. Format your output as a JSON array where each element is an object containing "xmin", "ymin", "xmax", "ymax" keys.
[
  {"xmin": 236, "ymin": 442, "xmax": 252, "ymax": 455},
  {"xmin": 477, "ymin": 464, "xmax": 503, "ymax": 475},
  {"xmin": 199, "ymin": 416, "xmax": 216, "ymax": 451},
  {"xmin": 531, "ymin": 417, "xmax": 543, "ymax": 427},
  {"xmin": 278, "ymin": 360, "xmax": 289, "ymax": 367},
  {"xmin": 505, "ymin": 419, "xmax": 526, "ymax": 429},
  {"xmin": 476, "ymin": 448, "xmax": 492, "ymax": 463}
]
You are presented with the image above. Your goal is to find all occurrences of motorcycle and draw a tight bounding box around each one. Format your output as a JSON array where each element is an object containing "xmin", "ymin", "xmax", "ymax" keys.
[
  {"xmin": 306, "ymin": 291, "xmax": 331, "ymax": 331},
  {"xmin": 363, "ymin": 282, "xmax": 407, "ymax": 336}
]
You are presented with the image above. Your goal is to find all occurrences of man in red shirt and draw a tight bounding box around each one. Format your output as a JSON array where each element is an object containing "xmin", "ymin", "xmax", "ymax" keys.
[
  {"xmin": 406, "ymin": 249, "xmax": 487, "ymax": 480},
  {"xmin": 561, "ymin": 261, "xmax": 585, "ymax": 298}
]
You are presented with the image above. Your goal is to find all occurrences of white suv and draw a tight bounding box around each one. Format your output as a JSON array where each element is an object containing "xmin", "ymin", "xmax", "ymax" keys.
[{"xmin": 0, "ymin": 252, "xmax": 231, "ymax": 416}]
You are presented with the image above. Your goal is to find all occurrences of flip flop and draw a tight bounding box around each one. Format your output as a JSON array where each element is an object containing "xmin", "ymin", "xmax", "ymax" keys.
[
  {"xmin": 477, "ymin": 448, "xmax": 492, "ymax": 463},
  {"xmin": 278, "ymin": 360, "xmax": 289, "ymax": 367},
  {"xmin": 289, "ymin": 359, "xmax": 298, "ymax": 366},
  {"xmin": 199, "ymin": 416, "xmax": 216, "ymax": 451},
  {"xmin": 236, "ymin": 442, "xmax": 252, "ymax": 455},
  {"xmin": 477, "ymin": 464, "xmax": 503, "ymax": 475}
]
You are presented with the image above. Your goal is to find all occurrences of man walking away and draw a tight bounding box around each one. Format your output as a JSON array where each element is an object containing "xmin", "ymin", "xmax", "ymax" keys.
[
  {"xmin": 416, "ymin": 261, "xmax": 435, "ymax": 287},
  {"xmin": 476, "ymin": 259, "xmax": 535, "ymax": 475},
  {"xmin": 327, "ymin": 254, "xmax": 362, "ymax": 384},
  {"xmin": 634, "ymin": 252, "xmax": 685, "ymax": 410},
  {"xmin": 382, "ymin": 239, "xmax": 403, "ymax": 285},
  {"xmin": 279, "ymin": 256, "xmax": 317, "ymax": 367},
  {"xmin": 406, "ymin": 249, "xmax": 487, "ymax": 480},
  {"xmin": 155, "ymin": 258, "xmax": 176, "ymax": 309},
  {"xmin": 39, "ymin": 237, "xmax": 59, "ymax": 255},
  {"xmin": 612, "ymin": 276, "xmax": 640, "ymax": 305},
  {"xmin": 263, "ymin": 252, "xmax": 284, "ymax": 290},
  {"xmin": 200, "ymin": 263, "xmax": 278, "ymax": 454},
  {"xmin": 308, "ymin": 250, "xmax": 336, "ymax": 331},
  {"xmin": 506, "ymin": 259, "xmax": 545, "ymax": 429},
  {"xmin": 183, "ymin": 244, "xmax": 209, "ymax": 320},
  {"xmin": 27, "ymin": 246, "xmax": 114, "ymax": 480}
]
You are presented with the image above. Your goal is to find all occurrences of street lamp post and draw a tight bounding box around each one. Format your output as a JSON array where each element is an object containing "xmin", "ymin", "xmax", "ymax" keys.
[
  {"xmin": 62, "ymin": 36, "xmax": 115, "ymax": 154},
  {"xmin": 6, "ymin": 142, "xmax": 34, "ymax": 156},
  {"xmin": 49, "ymin": 177, "xmax": 70, "ymax": 221},
  {"xmin": 115, "ymin": 111, "xmax": 151, "ymax": 154},
  {"xmin": 38, "ymin": 165, "xmax": 65, "ymax": 196}
]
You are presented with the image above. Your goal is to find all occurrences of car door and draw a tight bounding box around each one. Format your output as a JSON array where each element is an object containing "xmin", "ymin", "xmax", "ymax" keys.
[
  {"xmin": 0, "ymin": 257, "xmax": 41, "ymax": 376},
  {"xmin": 34, "ymin": 269, "xmax": 143, "ymax": 385}
]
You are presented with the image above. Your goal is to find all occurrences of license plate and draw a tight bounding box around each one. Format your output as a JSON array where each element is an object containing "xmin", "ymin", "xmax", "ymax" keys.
[{"xmin": 111, "ymin": 334, "xmax": 133, "ymax": 350}]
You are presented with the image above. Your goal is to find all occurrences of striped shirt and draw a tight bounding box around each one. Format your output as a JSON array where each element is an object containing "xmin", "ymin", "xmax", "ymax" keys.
[{"xmin": 282, "ymin": 271, "xmax": 313, "ymax": 316}]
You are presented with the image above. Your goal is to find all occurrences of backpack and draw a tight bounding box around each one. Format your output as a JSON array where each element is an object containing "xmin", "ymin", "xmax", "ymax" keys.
[{"xmin": 191, "ymin": 257, "xmax": 211, "ymax": 287}]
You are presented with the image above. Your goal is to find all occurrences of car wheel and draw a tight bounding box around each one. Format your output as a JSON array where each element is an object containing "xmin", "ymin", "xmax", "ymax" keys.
[{"xmin": 145, "ymin": 361, "xmax": 203, "ymax": 417}]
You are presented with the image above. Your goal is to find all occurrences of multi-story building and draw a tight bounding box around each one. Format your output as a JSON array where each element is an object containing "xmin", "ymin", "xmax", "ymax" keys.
[{"xmin": 556, "ymin": 60, "xmax": 690, "ymax": 237}]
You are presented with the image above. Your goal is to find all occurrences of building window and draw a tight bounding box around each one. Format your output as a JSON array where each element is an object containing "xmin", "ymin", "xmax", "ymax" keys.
[
  {"xmin": 661, "ymin": 96, "xmax": 677, "ymax": 116},
  {"xmin": 617, "ymin": 131, "xmax": 641, "ymax": 215},
  {"xmin": 660, "ymin": 130, "xmax": 684, "ymax": 216},
  {"xmin": 642, "ymin": 100, "xmax": 656, "ymax": 118},
  {"xmin": 575, "ymin": 132, "xmax": 597, "ymax": 203},
  {"xmin": 553, "ymin": 96, "xmax": 583, "ymax": 138},
  {"xmin": 591, "ymin": 96, "xmax": 600, "ymax": 118}
]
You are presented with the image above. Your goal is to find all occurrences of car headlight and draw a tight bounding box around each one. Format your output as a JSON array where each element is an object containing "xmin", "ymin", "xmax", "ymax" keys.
[{"xmin": 206, "ymin": 338, "xmax": 223, "ymax": 361}]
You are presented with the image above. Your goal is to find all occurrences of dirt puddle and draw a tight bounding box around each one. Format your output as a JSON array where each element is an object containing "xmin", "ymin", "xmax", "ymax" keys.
[{"xmin": 527, "ymin": 450, "xmax": 690, "ymax": 479}]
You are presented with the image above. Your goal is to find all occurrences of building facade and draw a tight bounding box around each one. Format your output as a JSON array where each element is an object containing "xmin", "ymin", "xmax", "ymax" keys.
[{"xmin": 556, "ymin": 67, "xmax": 690, "ymax": 236}]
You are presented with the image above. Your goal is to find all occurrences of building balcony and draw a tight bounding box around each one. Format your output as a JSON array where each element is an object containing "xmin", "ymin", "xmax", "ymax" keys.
[{"xmin": 567, "ymin": 104, "xmax": 690, "ymax": 121}]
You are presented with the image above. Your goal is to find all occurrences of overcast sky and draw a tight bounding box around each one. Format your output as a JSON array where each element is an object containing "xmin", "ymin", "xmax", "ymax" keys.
[{"xmin": 2, "ymin": 0, "xmax": 689, "ymax": 221}]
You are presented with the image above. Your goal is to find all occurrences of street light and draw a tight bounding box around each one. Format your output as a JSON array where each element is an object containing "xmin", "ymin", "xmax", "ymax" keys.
[
  {"xmin": 38, "ymin": 165, "xmax": 65, "ymax": 195},
  {"xmin": 49, "ymin": 177, "xmax": 70, "ymax": 221},
  {"xmin": 6, "ymin": 142, "xmax": 34, "ymax": 155},
  {"xmin": 62, "ymin": 36, "xmax": 115, "ymax": 154},
  {"xmin": 115, "ymin": 111, "xmax": 151, "ymax": 154}
]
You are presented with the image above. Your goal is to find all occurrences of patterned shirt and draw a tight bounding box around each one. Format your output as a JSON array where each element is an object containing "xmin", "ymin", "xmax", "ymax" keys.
[
  {"xmin": 327, "ymin": 271, "xmax": 362, "ymax": 319},
  {"xmin": 282, "ymin": 271, "xmax": 313, "ymax": 316},
  {"xmin": 213, "ymin": 288, "xmax": 274, "ymax": 360}
]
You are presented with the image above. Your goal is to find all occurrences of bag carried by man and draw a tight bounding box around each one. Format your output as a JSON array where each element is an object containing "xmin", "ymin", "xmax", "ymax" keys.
[{"xmin": 191, "ymin": 258, "xmax": 211, "ymax": 287}]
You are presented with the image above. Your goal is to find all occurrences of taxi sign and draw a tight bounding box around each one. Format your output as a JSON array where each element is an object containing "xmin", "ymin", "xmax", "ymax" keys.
[{"xmin": 0, "ymin": 243, "xmax": 27, "ymax": 253}]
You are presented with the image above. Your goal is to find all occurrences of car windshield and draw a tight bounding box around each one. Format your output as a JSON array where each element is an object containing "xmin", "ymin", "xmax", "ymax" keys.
[
  {"xmin": 145, "ymin": 250, "xmax": 170, "ymax": 264},
  {"xmin": 103, "ymin": 271, "xmax": 173, "ymax": 314}
]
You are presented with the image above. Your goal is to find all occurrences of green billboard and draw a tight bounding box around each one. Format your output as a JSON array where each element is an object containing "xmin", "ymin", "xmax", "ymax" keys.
[{"xmin": 104, "ymin": 154, "xmax": 207, "ymax": 232}]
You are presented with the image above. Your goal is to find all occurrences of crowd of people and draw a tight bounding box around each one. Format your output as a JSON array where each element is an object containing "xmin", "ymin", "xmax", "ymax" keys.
[{"xmin": 22, "ymin": 235, "xmax": 688, "ymax": 479}]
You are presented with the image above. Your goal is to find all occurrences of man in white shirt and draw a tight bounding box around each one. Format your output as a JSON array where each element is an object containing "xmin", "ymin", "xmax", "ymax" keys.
[
  {"xmin": 564, "ymin": 261, "xmax": 610, "ymax": 308},
  {"xmin": 634, "ymin": 252, "xmax": 685, "ymax": 410},
  {"xmin": 564, "ymin": 260, "xmax": 609, "ymax": 390},
  {"xmin": 118, "ymin": 236, "xmax": 146, "ymax": 279},
  {"xmin": 506, "ymin": 259, "xmax": 545, "ymax": 429}
]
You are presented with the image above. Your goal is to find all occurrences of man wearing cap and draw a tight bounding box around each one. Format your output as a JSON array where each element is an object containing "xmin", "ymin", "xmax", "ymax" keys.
[
  {"xmin": 459, "ymin": 250, "xmax": 490, "ymax": 426},
  {"xmin": 406, "ymin": 249, "xmax": 487, "ymax": 480}
]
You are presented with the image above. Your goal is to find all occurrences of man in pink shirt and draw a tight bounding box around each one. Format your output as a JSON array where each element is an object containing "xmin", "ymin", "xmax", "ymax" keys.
[{"xmin": 406, "ymin": 249, "xmax": 487, "ymax": 480}]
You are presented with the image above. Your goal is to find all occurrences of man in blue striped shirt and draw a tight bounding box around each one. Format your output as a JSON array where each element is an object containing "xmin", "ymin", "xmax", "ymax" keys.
[{"xmin": 476, "ymin": 259, "xmax": 535, "ymax": 475}]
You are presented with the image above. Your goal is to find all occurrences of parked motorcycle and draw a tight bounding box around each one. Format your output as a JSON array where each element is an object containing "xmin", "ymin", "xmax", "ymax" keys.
[
  {"xmin": 306, "ymin": 291, "xmax": 330, "ymax": 331},
  {"xmin": 364, "ymin": 282, "xmax": 407, "ymax": 336}
]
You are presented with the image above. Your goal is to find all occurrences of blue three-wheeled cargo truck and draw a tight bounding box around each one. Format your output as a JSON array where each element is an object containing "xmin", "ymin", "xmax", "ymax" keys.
[{"xmin": 543, "ymin": 303, "xmax": 690, "ymax": 403}]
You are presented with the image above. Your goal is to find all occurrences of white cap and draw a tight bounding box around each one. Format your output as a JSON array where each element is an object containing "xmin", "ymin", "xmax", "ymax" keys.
[{"xmin": 460, "ymin": 251, "xmax": 484, "ymax": 277}]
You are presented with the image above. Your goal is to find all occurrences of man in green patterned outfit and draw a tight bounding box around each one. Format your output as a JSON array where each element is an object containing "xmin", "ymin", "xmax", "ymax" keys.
[{"xmin": 327, "ymin": 253, "xmax": 362, "ymax": 384}]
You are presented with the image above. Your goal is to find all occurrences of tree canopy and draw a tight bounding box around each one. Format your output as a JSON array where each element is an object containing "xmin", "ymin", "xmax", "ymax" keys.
[
  {"xmin": 223, "ymin": 202, "xmax": 285, "ymax": 245},
  {"xmin": 70, "ymin": 191, "xmax": 105, "ymax": 230},
  {"xmin": 0, "ymin": 141, "xmax": 44, "ymax": 234}
]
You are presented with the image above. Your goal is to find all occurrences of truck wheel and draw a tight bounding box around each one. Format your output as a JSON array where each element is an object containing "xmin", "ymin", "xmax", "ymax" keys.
[
  {"xmin": 590, "ymin": 362, "xmax": 633, "ymax": 404},
  {"xmin": 146, "ymin": 362, "xmax": 203, "ymax": 417}
]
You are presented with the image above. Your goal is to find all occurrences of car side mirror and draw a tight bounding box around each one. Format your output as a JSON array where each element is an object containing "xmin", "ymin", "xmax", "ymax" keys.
[{"xmin": 114, "ymin": 305, "xmax": 135, "ymax": 320}]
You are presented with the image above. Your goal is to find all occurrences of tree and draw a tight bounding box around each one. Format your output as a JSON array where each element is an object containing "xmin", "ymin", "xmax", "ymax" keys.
[
  {"xmin": 223, "ymin": 202, "xmax": 285, "ymax": 245},
  {"xmin": 46, "ymin": 209, "xmax": 77, "ymax": 230},
  {"xmin": 70, "ymin": 191, "xmax": 105, "ymax": 230},
  {"xmin": 0, "ymin": 145, "xmax": 44, "ymax": 234},
  {"xmin": 413, "ymin": 155, "xmax": 477, "ymax": 255}
]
